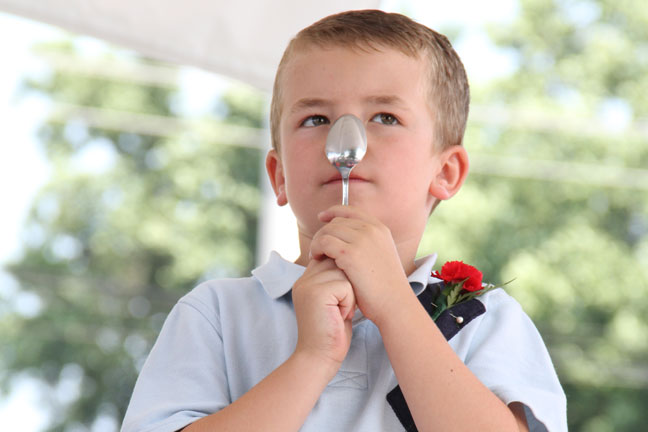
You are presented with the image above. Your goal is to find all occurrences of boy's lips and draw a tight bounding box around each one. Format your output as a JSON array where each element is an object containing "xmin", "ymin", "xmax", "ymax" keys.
[{"xmin": 323, "ymin": 173, "xmax": 368, "ymax": 185}]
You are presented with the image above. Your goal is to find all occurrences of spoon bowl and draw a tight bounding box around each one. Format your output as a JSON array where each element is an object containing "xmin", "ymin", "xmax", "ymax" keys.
[{"xmin": 325, "ymin": 114, "xmax": 367, "ymax": 205}]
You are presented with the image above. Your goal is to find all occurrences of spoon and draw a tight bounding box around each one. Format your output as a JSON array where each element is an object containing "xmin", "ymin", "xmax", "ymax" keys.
[
  {"xmin": 325, "ymin": 114, "xmax": 368, "ymax": 326},
  {"xmin": 325, "ymin": 114, "xmax": 367, "ymax": 205}
]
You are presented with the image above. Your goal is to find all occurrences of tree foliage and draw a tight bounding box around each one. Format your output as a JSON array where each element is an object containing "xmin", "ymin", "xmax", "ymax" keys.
[
  {"xmin": 0, "ymin": 40, "xmax": 265, "ymax": 430},
  {"xmin": 420, "ymin": 1, "xmax": 648, "ymax": 430},
  {"xmin": 2, "ymin": 1, "xmax": 647, "ymax": 431}
]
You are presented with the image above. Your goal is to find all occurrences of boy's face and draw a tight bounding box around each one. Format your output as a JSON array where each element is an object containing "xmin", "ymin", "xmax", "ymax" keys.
[{"xmin": 267, "ymin": 45, "xmax": 458, "ymax": 247}]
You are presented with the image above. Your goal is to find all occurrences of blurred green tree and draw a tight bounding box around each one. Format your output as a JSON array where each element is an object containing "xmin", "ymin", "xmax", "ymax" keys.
[
  {"xmin": 0, "ymin": 40, "xmax": 266, "ymax": 430},
  {"xmin": 2, "ymin": 1, "xmax": 648, "ymax": 431},
  {"xmin": 421, "ymin": 0, "xmax": 648, "ymax": 430}
]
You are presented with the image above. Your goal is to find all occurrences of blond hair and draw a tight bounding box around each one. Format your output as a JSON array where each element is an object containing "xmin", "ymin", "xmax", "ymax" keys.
[{"xmin": 270, "ymin": 9, "xmax": 470, "ymax": 152}]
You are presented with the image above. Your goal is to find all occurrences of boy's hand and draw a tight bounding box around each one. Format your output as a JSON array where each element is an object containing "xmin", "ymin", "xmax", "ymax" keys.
[
  {"xmin": 310, "ymin": 205, "xmax": 412, "ymax": 325},
  {"xmin": 292, "ymin": 258, "xmax": 355, "ymax": 372}
]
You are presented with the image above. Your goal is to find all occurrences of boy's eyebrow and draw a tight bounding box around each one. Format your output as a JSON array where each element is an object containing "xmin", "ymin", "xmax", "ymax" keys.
[
  {"xmin": 289, "ymin": 98, "xmax": 332, "ymax": 114},
  {"xmin": 363, "ymin": 95, "xmax": 410, "ymax": 109}
]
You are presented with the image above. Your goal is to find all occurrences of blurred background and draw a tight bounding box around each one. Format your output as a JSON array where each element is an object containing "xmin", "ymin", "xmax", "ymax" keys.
[{"xmin": 1, "ymin": 0, "xmax": 647, "ymax": 430}]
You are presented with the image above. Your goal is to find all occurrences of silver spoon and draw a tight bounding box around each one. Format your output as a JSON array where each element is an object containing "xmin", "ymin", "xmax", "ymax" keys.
[
  {"xmin": 325, "ymin": 114, "xmax": 367, "ymax": 205},
  {"xmin": 325, "ymin": 114, "xmax": 368, "ymax": 326}
]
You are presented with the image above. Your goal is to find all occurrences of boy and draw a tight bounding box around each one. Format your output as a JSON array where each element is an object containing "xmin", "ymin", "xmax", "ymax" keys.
[{"xmin": 122, "ymin": 10, "xmax": 566, "ymax": 432}]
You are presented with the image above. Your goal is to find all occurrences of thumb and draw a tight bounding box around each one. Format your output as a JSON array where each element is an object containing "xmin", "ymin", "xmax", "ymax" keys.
[
  {"xmin": 336, "ymin": 287, "xmax": 356, "ymax": 321},
  {"xmin": 345, "ymin": 304, "xmax": 357, "ymax": 321}
]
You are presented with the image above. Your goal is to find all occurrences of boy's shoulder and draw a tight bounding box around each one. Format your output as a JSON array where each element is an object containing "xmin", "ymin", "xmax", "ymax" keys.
[
  {"xmin": 174, "ymin": 252, "xmax": 302, "ymax": 324},
  {"xmin": 450, "ymin": 286, "xmax": 547, "ymax": 357},
  {"xmin": 440, "ymin": 284, "xmax": 543, "ymax": 356},
  {"xmin": 471, "ymin": 287, "xmax": 534, "ymax": 332},
  {"xmin": 477, "ymin": 287, "xmax": 525, "ymax": 314},
  {"xmin": 173, "ymin": 275, "xmax": 264, "ymax": 324}
]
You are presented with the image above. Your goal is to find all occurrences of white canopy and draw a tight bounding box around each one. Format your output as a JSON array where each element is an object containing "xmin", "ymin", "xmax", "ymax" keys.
[
  {"xmin": 0, "ymin": 0, "xmax": 381, "ymax": 261},
  {"xmin": 0, "ymin": 0, "xmax": 380, "ymax": 92}
]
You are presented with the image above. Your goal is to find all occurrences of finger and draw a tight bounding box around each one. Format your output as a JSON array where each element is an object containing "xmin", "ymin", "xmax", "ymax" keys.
[
  {"xmin": 304, "ymin": 258, "xmax": 349, "ymax": 284},
  {"xmin": 318, "ymin": 205, "xmax": 377, "ymax": 224},
  {"xmin": 334, "ymin": 281, "xmax": 356, "ymax": 320},
  {"xmin": 312, "ymin": 220, "xmax": 362, "ymax": 246},
  {"xmin": 325, "ymin": 215, "xmax": 369, "ymax": 231},
  {"xmin": 345, "ymin": 304, "xmax": 357, "ymax": 321},
  {"xmin": 305, "ymin": 256, "xmax": 336, "ymax": 271},
  {"xmin": 310, "ymin": 233, "xmax": 346, "ymax": 260}
]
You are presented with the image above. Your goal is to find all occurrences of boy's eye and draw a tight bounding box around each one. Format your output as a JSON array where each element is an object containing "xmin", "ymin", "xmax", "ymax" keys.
[
  {"xmin": 371, "ymin": 113, "xmax": 399, "ymax": 125},
  {"xmin": 301, "ymin": 115, "xmax": 330, "ymax": 127}
]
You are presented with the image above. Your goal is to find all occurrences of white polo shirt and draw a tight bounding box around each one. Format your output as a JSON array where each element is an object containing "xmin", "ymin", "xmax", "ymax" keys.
[{"xmin": 121, "ymin": 252, "xmax": 567, "ymax": 432}]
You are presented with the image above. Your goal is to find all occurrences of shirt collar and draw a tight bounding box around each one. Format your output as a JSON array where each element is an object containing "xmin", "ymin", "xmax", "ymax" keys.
[
  {"xmin": 252, "ymin": 251, "xmax": 305, "ymax": 299},
  {"xmin": 252, "ymin": 251, "xmax": 438, "ymax": 300},
  {"xmin": 409, "ymin": 253, "xmax": 438, "ymax": 295}
]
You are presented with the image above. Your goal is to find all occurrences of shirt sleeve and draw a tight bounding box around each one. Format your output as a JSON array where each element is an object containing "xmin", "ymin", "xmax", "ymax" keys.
[
  {"xmin": 121, "ymin": 288, "xmax": 229, "ymax": 432},
  {"xmin": 461, "ymin": 289, "xmax": 567, "ymax": 432}
]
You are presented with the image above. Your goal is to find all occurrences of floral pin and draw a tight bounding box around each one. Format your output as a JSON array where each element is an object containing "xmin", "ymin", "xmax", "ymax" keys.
[{"xmin": 429, "ymin": 261, "xmax": 510, "ymax": 322}]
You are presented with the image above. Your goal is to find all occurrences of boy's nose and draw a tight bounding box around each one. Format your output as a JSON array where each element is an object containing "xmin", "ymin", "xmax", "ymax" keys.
[{"xmin": 325, "ymin": 114, "xmax": 367, "ymax": 166}]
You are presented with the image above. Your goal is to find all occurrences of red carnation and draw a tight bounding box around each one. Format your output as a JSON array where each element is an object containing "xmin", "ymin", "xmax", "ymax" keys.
[{"xmin": 432, "ymin": 261, "xmax": 483, "ymax": 292}]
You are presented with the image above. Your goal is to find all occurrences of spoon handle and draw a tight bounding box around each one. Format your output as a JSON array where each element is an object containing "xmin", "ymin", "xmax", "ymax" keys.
[{"xmin": 342, "ymin": 175, "xmax": 349, "ymax": 205}]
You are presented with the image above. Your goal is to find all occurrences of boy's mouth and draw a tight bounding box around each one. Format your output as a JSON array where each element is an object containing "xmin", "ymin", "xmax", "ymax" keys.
[{"xmin": 323, "ymin": 173, "xmax": 368, "ymax": 185}]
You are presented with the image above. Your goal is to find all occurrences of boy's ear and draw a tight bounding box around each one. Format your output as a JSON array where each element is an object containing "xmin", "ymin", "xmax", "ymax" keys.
[
  {"xmin": 265, "ymin": 149, "xmax": 288, "ymax": 206},
  {"xmin": 428, "ymin": 145, "xmax": 469, "ymax": 201}
]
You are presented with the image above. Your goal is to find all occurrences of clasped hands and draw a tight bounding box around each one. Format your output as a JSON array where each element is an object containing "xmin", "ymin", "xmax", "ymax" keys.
[{"xmin": 292, "ymin": 205, "xmax": 411, "ymax": 371}]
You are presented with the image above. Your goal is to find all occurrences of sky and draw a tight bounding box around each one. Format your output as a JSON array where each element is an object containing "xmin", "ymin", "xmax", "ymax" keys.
[
  {"xmin": 0, "ymin": 13, "xmax": 54, "ymax": 264},
  {"xmin": 0, "ymin": 1, "xmax": 519, "ymax": 430},
  {"xmin": 0, "ymin": 13, "xmax": 235, "ymax": 428},
  {"xmin": 0, "ymin": 14, "xmax": 57, "ymax": 426}
]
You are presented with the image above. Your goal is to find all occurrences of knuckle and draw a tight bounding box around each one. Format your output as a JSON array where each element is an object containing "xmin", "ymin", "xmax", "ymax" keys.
[{"xmin": 321, "ymin": 234, "xmax": 336, "ymax": 249}]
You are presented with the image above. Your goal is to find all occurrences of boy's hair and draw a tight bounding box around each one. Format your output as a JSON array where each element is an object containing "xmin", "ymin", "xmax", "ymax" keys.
[{"xmin": 270, "ymin": 9, "xmax": 470, "ymax": 152}]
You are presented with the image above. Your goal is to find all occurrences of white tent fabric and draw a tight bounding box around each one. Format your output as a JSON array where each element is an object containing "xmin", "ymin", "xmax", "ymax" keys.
[
  {"xmin": 0, "ymin": 0, "xmax": 380, "ymax": 92},
  {"xmin": 0, "ymin": 0, "xmax": 381, "ymax": 262}
]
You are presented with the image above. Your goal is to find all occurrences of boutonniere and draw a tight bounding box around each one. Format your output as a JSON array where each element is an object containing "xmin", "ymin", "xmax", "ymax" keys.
[{"xmin": 430, "ymin": 261, "xmax": 510, "ymax": 322}]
